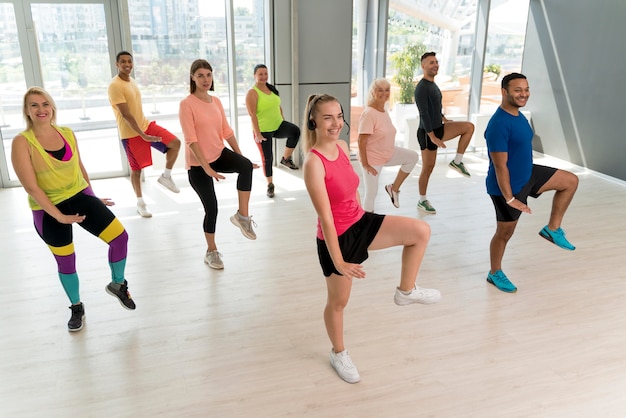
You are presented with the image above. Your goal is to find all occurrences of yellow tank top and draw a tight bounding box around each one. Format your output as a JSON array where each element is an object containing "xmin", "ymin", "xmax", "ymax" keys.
[{"xmin": 21, "ymin": 126, "xmax": 89, "ymax": 210}]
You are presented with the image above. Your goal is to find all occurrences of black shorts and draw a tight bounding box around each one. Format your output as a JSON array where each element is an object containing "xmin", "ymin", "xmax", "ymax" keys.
[
  {"xmin": 490, "ymin": 164, "xmax": 558, "ymax": 222},
  {"xmin": 316, "ymin": 212, "xmax": 385, "ymax": 277},
  {"xmin": 417, "ymin": 126, "xmax": 444, "ymax": 151}
]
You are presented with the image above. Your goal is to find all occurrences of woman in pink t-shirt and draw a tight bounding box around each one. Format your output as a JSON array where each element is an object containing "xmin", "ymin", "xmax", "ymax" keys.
[
  {"xmin": 302, "ymin": 93, "xmax": 439, "ymax": 384},
  {"xmin": 179, "ymin": 59, "xmax": 258, "ymax": 270},
  {"xmin": 358, "ymin": 78, "xmax": 418, "ymax": 211}
]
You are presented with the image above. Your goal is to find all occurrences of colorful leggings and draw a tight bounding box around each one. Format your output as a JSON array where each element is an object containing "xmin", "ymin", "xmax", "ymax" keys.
[{"xmin": 33, "ymin": 190, "xmax": 128, "ymax": 304}]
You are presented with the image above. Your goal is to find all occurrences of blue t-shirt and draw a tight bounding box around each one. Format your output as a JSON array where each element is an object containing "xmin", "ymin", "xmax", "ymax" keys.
[{"xmin": 485, "ymin": 107, "xmax": 534, "ymax": 196}]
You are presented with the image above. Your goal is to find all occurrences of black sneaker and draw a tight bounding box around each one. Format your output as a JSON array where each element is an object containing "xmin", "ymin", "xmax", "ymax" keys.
[
  {"xmin": 267, "ymin": 182, "xmax": 275, "ymax": 198},
  {"xmin": 280, "ymin": 157, "xmax": 299, "ymax": 170},
  {"xmin": 105, "ymin": 280, "xmax": 136, "ymax": 310},
  {"xmin": 68, "ymin": 303, "xmax": 85, "ymax": 332}
]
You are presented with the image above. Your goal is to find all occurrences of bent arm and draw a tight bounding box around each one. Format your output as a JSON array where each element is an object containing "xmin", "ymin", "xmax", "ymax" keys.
[
  {"xmin": 114, "ymin": 102, "xmax": 157, "ymax": 141},
  {"xmin": 11, "ymin": 136, "xmax": 70, "ymax": 221},
  {"xmin": 490, "ymin": 151, "xmax": 513, "ymax": 201},
  {"xmin": 245, "ymin": 89, "xmax": 262, "ymax": 138}
]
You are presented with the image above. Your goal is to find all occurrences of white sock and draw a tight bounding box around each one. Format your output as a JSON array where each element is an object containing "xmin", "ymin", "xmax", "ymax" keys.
[
  {"xmin": 454, "ymin": 153, "xmax": 463, "ymax": 164},
  {"xmin": 137, "ymin": 197, "xmax": 145, "ymax": 205},
  {"xmin": 163, "ymin": 168, "xmax": 172, "ymax": 177},
  {"xmin": 420, "ymin": 195, "xmax": 427, "ymax": 203}
]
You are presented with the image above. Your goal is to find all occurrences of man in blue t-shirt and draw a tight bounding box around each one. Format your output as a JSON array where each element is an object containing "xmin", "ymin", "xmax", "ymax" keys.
[{"xmin": 484, "ymin": 72, "xmax": 579, "ymax": 293}]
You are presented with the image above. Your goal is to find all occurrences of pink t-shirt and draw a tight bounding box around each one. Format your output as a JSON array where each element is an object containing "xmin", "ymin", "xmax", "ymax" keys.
[
  {"xmin": 310, "ymin": 145, "xmax": 365, "ymax": 240},
  {"xmin": 357, "ymin": 106, "xmax": 396, "ymax": 166},
  {"xmin": 179, "ymin": 94, "xmax": 234, "ymax": 169}
]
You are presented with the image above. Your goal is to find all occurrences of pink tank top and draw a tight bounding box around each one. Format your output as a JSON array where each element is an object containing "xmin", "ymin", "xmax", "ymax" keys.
[{"xmin": 310, "ymin": 145, "xmax": 365, "ymax": 239}]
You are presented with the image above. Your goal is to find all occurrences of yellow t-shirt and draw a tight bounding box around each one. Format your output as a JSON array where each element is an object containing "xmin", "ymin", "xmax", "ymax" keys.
[
  {"xmin": 253, "ymin": 85, "xmax": 283, "ymax": 132},
  {"xmin": 21, "ymin": 126, "xmax": 89, "ymax": 210},
  {"xmin": 108, "ymin": 75, "xmax": 150, "ymax": 139}
]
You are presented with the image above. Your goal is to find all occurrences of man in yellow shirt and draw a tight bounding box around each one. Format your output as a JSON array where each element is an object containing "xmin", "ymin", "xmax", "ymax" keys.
[{"xmin": 108, "ymin": 51, "xmax": 181, "ymax": 217}]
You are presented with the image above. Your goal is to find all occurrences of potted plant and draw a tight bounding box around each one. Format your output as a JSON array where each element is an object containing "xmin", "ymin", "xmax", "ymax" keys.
[{"xmin": 390, "ymin": 43, "xmax": 426, "ymax": 132}]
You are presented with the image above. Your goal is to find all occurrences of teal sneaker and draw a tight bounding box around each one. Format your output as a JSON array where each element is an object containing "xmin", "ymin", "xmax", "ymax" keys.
[
  {"xmin": 487, "ymin": 270, "xmax": 517, "ymax": 293},
  {"xmin": 449, "ymin": 160, "xmax": 471, "ymax": 177},
  {"xmin": 538, "ymin": 226, "xmax": 575, "ymax": 251},
  {"xmin": 417, "ymin": 199, "xmax": 437, "ymax": 214}
]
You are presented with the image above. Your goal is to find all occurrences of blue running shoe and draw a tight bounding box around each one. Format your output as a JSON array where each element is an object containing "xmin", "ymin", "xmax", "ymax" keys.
[
  {"xmin": 538, "ymin": 225, "xmax": 575, "ymax": 251},
  {"xmin": 487, "ymin": 270, "xmax": 517, "ymax": 293}
]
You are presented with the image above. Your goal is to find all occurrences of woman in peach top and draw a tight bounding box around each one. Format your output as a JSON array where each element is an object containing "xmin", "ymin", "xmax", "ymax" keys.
[
  {"xmin": 179, "ymin": 59, "xmax": 258, "ymax": 270},
  {"xmin": 358, "ymin": 78, "xmax": 418, "ymax": 212}
]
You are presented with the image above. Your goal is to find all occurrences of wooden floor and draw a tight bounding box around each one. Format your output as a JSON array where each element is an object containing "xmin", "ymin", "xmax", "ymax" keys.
[{"xmin": 1, "ymin": 149, "xmax": 626, "ymax": 418}]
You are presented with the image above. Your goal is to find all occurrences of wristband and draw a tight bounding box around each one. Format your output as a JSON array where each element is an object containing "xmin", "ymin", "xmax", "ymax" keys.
[{"xmin": 506, "ymin": 197, "xmax": 515, "ymax": 204}]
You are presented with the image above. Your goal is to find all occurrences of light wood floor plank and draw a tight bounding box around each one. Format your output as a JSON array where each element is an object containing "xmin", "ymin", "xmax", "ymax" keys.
[{"xmin": 1, "ymin": 150, "xmax": 625, "ymax": 417}]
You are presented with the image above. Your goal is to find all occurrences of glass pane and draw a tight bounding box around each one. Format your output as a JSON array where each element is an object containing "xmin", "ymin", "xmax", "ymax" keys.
[
  {"xmin": 386, "ymin": 2, "xmax": 479, "ymax": 119},
  {"xmin": 0, "ymin": 3, "xmax": 28, "ymax": 182},
  {"xmin": 479, "ymin": 0, "xmax": 530, "ymax": 114},
  {"xmin": 233, "ymin": 0, "xmax": 265, "ymax": 156},
  {"xmin": 30, "ymin": 2, "xmax": 125, "ymax": 175}
]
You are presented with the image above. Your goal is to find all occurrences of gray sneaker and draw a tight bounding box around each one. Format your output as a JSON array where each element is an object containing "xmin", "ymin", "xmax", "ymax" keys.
[
  {"xmin": 417, "ymin": 199, "xmax": 437, "ymax": 214},
  {"xmin": 230, "ymin": 212, "xmax": 257, "ymax": 240},
  {"xmin": 204, "ymin": 250, "xmax": 224, "ymax": 270}
]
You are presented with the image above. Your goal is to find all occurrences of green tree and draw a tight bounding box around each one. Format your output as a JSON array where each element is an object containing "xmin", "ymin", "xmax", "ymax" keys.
[{"xmin": 391, "ymin": 43, "xmax": 426, "ymax": 104}]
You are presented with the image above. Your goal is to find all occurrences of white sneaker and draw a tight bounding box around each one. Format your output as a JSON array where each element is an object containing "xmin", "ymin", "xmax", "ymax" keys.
[
  {"xmin": 330, "ymin": 349, "xmax": 360, "ymax": 383},
  {"xmin": 158, "ymin": 174, "xmax": 180, "ymax": 193},
  {"xmin": 384, "ymin": 184, "xmax": 400, "ymax": 208},
  {"xmin": 229, "ymin": 212, "xmax": 257, "ymax": 240},
  {"xmin": 394, "ymin": 285, "xmax": 441, "ymax": 305},
  {"xmin": 204, "ymin": 250, "xmax": 224, "ymax": 270},
  {"xmin": 136, "ymin": 202, "xmax": 152, "ymax": 218}
]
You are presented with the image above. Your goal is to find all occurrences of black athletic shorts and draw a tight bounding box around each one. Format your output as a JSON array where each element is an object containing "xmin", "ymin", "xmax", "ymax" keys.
[
  {"xmin": 316, "ymin": 212, "xmax": 385, "ymax": 277},
  {"xmin": 490, "ymin": 164, "xmax": 557, "ymax": 222},
  {"xmin": 417, "ymin": 126, "xmax": 444, "ymax": 151}
]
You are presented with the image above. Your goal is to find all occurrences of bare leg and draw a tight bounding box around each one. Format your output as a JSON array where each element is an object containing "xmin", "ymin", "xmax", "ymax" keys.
[
  {"xmin": 204, "ymin": 232, "xmax": 217, "ymax": 252},
  {"xmin": 418, "ymin": 149, "xmax": 437, "ymax": 196},
  {"xmin": 283, "ymin": 146, "xmax": 295, "ymax": 160},
  {"xmin": 537, "ymin": 169, "xmax": 579, "ymax": 230},
  {"xmin": 237, "ymin": 190, "xmax": 251, "ymax": 217},
  {"xmin": 368, "ymin": 216, "xmax": 431, "ymax": 291},
  {"xmin": 391, "ymin": 169, "xmax": 411, "ymax": 193},
  {"xmin": 489, "ymin": 220, "xmax": 518, "ymax": 273},
  {"xmin": 441, "ymin": 121, "xmax": 475, "ymax": 153},
  {"xmin": 130, "ymin": 169, "xmax": 142, "ymax": 198},
  {"xmin": 324, "ymin": 274, "xmax": 352, "ymax": 353},
  {"xmin": 165, "ymin": 138, "xmax": 181, "ymax": 170}
]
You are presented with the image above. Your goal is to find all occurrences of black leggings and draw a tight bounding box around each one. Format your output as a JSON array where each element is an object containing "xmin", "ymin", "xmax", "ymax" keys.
[
  {"xmin": 257, "ymin": 120, "xmax": 300, "ymax": 177},
  {"xmin": 188, "ymin": 148, "xmax": 253, "ymax": 234}
]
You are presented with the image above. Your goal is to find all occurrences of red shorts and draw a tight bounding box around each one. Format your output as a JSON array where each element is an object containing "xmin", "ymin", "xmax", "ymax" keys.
[{"xmin": 121, "ymin": 121, "xmax": 177, "ymax": 170}]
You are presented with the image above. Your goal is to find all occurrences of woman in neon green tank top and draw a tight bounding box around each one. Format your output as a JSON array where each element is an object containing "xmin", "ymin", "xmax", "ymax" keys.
[{"xmin": 245, "ymin": 64, "xmax": 301, "ymax": 198}]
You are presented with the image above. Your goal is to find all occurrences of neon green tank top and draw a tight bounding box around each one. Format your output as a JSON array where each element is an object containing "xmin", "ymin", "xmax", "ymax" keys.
[
  {"xmin": 21, "ymin": 126, "xmax": 89, "ymax": 210},
  {"xmin": 253, "ymin": 85, "xmax": 283, "ymax": 132}
]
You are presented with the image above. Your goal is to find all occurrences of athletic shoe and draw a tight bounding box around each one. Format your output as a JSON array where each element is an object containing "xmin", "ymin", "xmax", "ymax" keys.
[
  {"xmin": 538, "ymin": 225, "xmax": 575, "ymax": 251},
  {"xmin": 394, "ymin": 285, "xmax": 441, "ymax": 305},
  {"xmin": 384, "ymin": 184, "xmax": 400, "ymax": 208},
  {"xmin": 105, "ymin": 280, "xmax": 136, "ymax": 310},
  {"xmin": 157, "ymin": 174, "xmax": 180, "ymax": 193},
  {"xmin": 417, "ymin": 199, "xmax": 436, "ymax": 214},
  {"xmin": 449, "ymin": 160, "xmax": 471, "ymax": 177},
  {"xmin": 136, "ymin": 202, "xmax": 152, "ymax": 218},
  {"xmin": 204, "ymin": 250, "xmax": 224, "ymax": 270},
  {"xmin": 68, "ymin": 303, "xmax": 85, "ymax": 332},
  {"xmin": 280, "ymin": 157, "xmax": 299, "ymax": 170},
  {"xmin": 230, "ymin": 212, "xmax": 257, "ymax": 240},
  {"xmin": 487, "ymin": 270, "xmax": 517, "ymax": 293},
  {"xmin": 329, "ymin": 349, "xmax": 360, "ymax": 383},
  {"xmin": 267, "ymin": 182, "xmax": 275, "ymax": 198}
]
